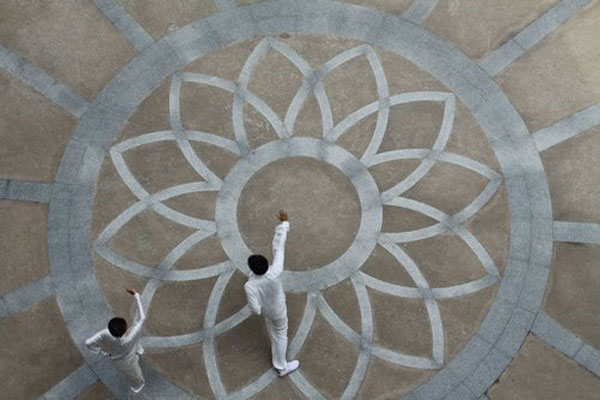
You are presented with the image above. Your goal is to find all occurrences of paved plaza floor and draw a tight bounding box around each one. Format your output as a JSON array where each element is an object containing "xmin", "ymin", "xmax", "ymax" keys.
[{"xmin": 1, "ymin": 0, "xmax": 600, "ymax": 399}]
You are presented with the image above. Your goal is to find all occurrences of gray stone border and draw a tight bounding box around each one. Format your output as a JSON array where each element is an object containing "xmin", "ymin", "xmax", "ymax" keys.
[
  {"xmin": 47, "ymin": 0, "xmax": 554, "ymax": 398},
  {"xmin": 402, "ymin": 0, "xmax": 440, "ymax": 24},
  {"xmin": 553, "ymin": 221, "xmax": 600, "ymax": 245},
  {"xmin": 533, "ymin": 101, "xmax": 600, "ymax": 151},
  {"xmin": 532, "ymin": 312, "xmax": 600, "ymax": 378},
  {"xmin": 0, "ymin": 276, "xmax": 54, "ymax": 320},
  {"xmin": 0, "ymin": 45, "xmax": 89, "ymax": 117},
  {"xmin": 40, "ymin": 364, "xmax": 98, "ymax": 400},
  {"xmin": 216, "ymin": 137, "xmax": 382, "ymax": 292},
  {"xmin": 479, "ymin": 0, "xmax": 592, "ymax": 77},
  {"xmin": 92, "ymin": 0, "xmax": 154, "ymax": 52},
  {"xmin": 0, "ymin": 180, "xmax": 54, "ymax": 203}
]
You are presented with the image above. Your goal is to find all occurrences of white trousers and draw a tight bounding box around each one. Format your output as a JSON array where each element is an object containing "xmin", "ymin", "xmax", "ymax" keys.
[
  {"xmin": 265, "ymin": 315, "xmax": 288, "ymax": 371},
  {"xmin": 114, "ymin": 354, "xmax": 144, "ymax": 389}
]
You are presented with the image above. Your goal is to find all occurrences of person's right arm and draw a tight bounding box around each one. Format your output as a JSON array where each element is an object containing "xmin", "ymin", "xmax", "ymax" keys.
[
  {"xmin": 269, "ymin": 210, "xmax": 289, "ymax": 278},
  {"xmin": 124, "ymin": 290, "xmax": 146, "ymax": 344},
  {"xmin": 85, "ymin": 331, "xmax": 108, "ymax": 356}
]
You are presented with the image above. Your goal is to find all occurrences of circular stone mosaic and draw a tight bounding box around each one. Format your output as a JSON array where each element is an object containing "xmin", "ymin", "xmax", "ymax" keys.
[{"xmin": 49, "ymin": 2, "xmax": 553, "ymax": 399}]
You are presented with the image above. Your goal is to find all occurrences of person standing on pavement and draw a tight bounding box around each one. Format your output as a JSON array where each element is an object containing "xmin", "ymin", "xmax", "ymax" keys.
[
  {"xmin": 244, "ymin": 210, "xmax": 299, "ymax": 377},
  {"xmin": 85, "ymin": 288, "xmax": 146, "ymax": 393}
]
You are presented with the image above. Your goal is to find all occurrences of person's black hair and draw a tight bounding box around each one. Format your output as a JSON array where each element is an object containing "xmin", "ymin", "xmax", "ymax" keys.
[
  {"xmin": 248, "ymin": 254, "xmax": 269, "ymax": 275},
  {"xmin": 108, "ymin": 317, "xmax": 128, "ymax": 337}
]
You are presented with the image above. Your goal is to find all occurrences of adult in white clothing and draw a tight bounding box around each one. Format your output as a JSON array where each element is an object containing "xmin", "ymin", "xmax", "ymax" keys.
[
  {"xmin": 85, "ymin": 288, "xmax": 146, "ymax": 393},
  {"xmin": 244, "ymin": 210, "xmax": 299, "ymax": 377}
]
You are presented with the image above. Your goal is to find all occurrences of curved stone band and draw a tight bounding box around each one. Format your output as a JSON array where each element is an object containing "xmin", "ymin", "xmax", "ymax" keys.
[{"xmin": 215, "ymin": 137, "xmax": 383, "ymax": 292}]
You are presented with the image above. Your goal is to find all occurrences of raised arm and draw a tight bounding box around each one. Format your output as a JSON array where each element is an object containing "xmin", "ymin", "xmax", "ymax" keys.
[
  {"xmin": 269, "ymin": 215, "xmax": 289, "ymax": 277},
  {"xmin": 124, "ymin": 290, "xmax": 146, "ymax": 343}
]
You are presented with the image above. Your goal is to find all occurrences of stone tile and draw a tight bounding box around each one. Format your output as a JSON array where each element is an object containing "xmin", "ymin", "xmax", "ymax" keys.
[
  {"xmin": 444, "ymin": 102, "xmax": 501, "ymax": 172},
  {"xmin": 145, "ymin": 278, "xmax": 216, "ymax": 336},
  {"xmin": 400, "ymin": 232, "xmax": 489, "ymax": 288},
  {"xmin": 488, "ymin": 334, "xmax": 600, "ymax": 400},
  {"xmin": 163, "ymin": 190, "xmax": 218, "ymax": 222},
  {"xmin": 424, "ymin": 0, "xmax": 559, "ymax": 60},
  {"xmin": 189, "ymin": 141, "xmax": 240, "ymax": 180},
  {"xmin": 0, "ymin": 0, "xmax": 136, "ymax": 100},
  {"xmin": 369, "ymin": 288, "xmax": 432, "ymax": 358},
  {"xmin": 323, "ymin": 54, "xmax": 378, "ymax": 124},
  {"xmin": 339, "ymin": 0, "xmax": 413, "ymax": 16},
  {"xmin": 322, "ymin": 278, "xmax": 361, "ymax": 334},
  {"xmin": 145, "ymin": 344, "xmax": 211, "ymax": 398},
  {"xmin": 172, "ymin": 234, "xmax": 229, "ymax": 270},
  {"xmin": 437, "ymin": 285, "xmax": 497, "ymax": 360},
  {"xmin": 355, "ymin": 357, "xmax": 435, "ymax": 399},
  {"xmin": 297, "ymin": 314, "xmax": 359, "ymax": 399},
  {"xmin": 118, "ymin": 80, "xmax": 171, "ymax": 141},
  {"xmin": 368, "ymin": 159, "xmax": 422, "ymax": 193},
  {"xmin": 181, "ymin": 84, "xmax": 236, "ymax": 141},
  {"xmin": 107, "ymin": 208, "xmax": 195, "ymax": 267},
  {"xmin": 360, "ymin": 244, "xmax": 417, "ymax": 287},
  {"xmin": 283, "ymin": 34, "xmax": 362, "ymax": 71},
  {"xmin": 247, "ymin": 48, "xmax": 305, "ymax": 122},
  {"xmin": 0, "ymin": 71, "xmax": 76, "ymax": 182},
  {"xmin": 94, "ymin": 257, "xmax": 149, "ymax": 321},
  {"xmin": 184, "ymin": 37, "xmax": 262, "ymax": 81},
  {"xmin": 495, "ymin": 1, "xmax": 600, "ymax": 133},
  {"xmin": 215, "ymin": 315, "xmax": 272, "ymax": 392},
  {"xmin": 0, "ymin": 201, "xmax": 48, "ymax": 296},
  {"xmin": 91, "ymin": 159, "xmax": 139, "ymax": 238},
  {"xmin": 541, "ymin": 125, "xmax": 600, "ymax": 224},
  {"xmin": 465, "ymin": 185, "xmax": 509, "ymax": 274},
  {"xmin": 250, "ymin": 377, "xmax": 304, "ymax": 399},
  {"xmin": 244, "ymin": 104, "xmax": 281, "ymax": 150},
  {"xmin": 237, "ymin": 157, "xmax": 360, "ymax": 271},
  {"xmin": 382, "ymin": 204, "xmax": 439, "ymax": 233},
  {"xmin": 376, "ymin": 48, "xmax": 448, "ymax": 94},
  {"xmin": 293, "ymin": 92, "xmax": 329, "ymax": 139},
  {"xmin": 543, "ymin": 242, "xmax": 600, "ymax": 349},
  {"xmin": 336, "ymin": 113, "xmax": 378, "ymax": 158},
  {"xmin": 120, "ymin": 0, "xmax": 216, "ymax": 39},
  {"xmin": 403, "ymin": 162, "xmax": 488, "ymax": 216},
  {"xmin": 0, "ymin": 297, "xmax": 83, "ymax": 399},
  {"xmin": 75, "ymin": 381, "xmax": 116, "ymax": 400},
  {"xmin": 124, "ymin": 140, "xmax": 205, "ymax": 194},
  {"xmin": 378, "ymin": 101, "xmax": 445, "ymax": 153}
]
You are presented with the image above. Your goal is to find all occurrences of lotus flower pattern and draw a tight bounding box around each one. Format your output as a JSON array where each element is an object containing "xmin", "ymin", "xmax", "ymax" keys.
[{"xmin": 95, "ymin": 37, "xmax": 503, "ymax": 398}]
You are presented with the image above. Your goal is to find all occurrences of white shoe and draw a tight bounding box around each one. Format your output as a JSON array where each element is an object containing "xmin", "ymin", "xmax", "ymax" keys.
[
  {"xmin": 278, "ymin": 360, "xmax": 299, "ymax": 377},
  {"xmin": 131, "ymin": 381, "xmax": 145, "ymax": 393}
]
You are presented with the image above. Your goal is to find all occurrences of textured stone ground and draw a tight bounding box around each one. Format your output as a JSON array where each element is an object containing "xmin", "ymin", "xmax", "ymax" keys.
[{"xmin": 0, "ymin": 1, "xmax": 599, "ymax": 399}]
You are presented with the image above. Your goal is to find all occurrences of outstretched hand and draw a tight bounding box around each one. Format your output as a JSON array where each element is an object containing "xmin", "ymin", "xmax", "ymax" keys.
[
  {"xmin": 125, "ymin": 288, "xmax": 137, "ymax": 296},
  {"xmin": 278, "ymin": 210, "xmax": 288, "ymax": 222}
]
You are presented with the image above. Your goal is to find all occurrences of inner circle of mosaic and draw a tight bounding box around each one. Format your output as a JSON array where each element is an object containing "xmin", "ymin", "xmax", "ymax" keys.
[{"xmin": 91, "ymin": 33, "xmax": 510, "ymax": 398}]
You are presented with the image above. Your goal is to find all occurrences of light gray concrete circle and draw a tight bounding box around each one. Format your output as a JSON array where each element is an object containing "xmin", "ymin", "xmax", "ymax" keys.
[{"xmin": 215, "ymin": 137, "xmax": 382, "ymax": 292}]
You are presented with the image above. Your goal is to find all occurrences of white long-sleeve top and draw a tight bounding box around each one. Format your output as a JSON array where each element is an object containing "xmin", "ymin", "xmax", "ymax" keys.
[
  {"xmin": 85, "ymin": 293, "xmax": 146, "ymax": 364},
  {"xmin": 244, "ymin": 221, "xmax": 289, "ymax": 320}
]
